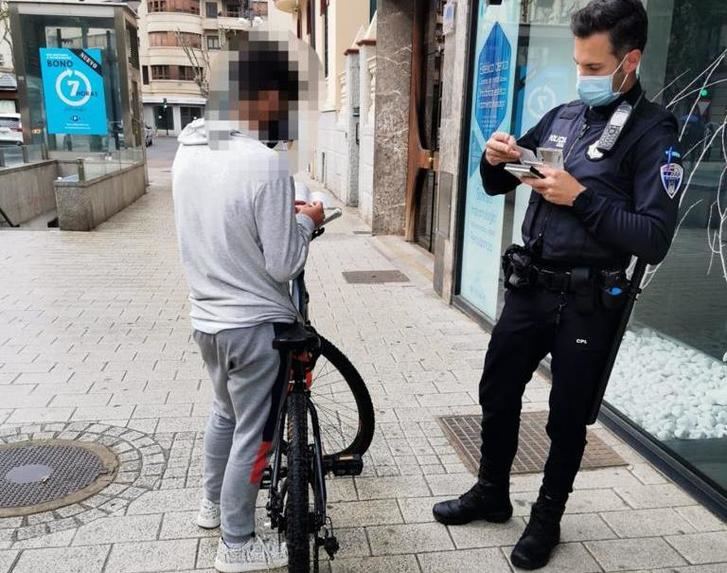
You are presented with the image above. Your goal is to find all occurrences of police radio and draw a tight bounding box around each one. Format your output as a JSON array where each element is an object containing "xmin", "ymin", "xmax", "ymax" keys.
[{"xmin": 596, "ymin": 101, "xmax": 633, "ymax": 153}]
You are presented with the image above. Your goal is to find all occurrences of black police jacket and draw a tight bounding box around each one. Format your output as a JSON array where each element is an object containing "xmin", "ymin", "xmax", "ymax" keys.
[{"xmin": 480, "ymin": 82, "xmax": 683, "ymax": 267}]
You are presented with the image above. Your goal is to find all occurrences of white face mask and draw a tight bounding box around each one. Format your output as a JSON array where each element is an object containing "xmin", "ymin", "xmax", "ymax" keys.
[{"xmin": 577, "ymin": 56, "xmax": 630, "ymax": 107}]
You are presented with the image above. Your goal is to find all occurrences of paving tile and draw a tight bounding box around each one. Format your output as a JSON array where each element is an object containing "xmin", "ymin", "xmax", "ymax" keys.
[
  {"xmin": 665, "ymin": 532, "xmax": 727, "ymax": 564},
  {"xmin": 572, "ymin": 468, "xmax": 643, "ymax": 490},
  {"xmin": 330, "ymin": 554, "xmax": 420, "ymax": 573},
  {"xmin": 423, "ymin": 473, "xmax": 475, "ymax": 496},
  {"xmin": 132, "ymin": 403, "xmax": 193, "ymax": 419},
  {"xmin": 674, "ymin": 506, "xmax": 727, "ymax": 532},
  {"xmin": 600, "ymin": 508, "xmax": 696, "ymax": 537},
  {"xmin": 447, "ymin": 518, "xmax": 525, "ymax": 549},
  {"xmin": 71, "ymin": 405, "xmax": 134, "ymax": 421},
  {"xmin": 11, "ymin": 528, "xmax": 76, "ymax": 549},
  {"xmin": 327, "ymin": 500, "xmax": 403, "ymax": 527},
  {"xmin": 615, "ymin": 483, "xmax": 695, "ymax": 509},
  {"xmin": 0, "ymin": 550, "xmax": 17, "ymax": 573},
  {"xmin": 354, "ymin": 476, "xmax": 430, "ymax": 500},
  {"xmin": 586, "ymin": 537, "xmax": 688, "ymax": 570},
  {"xmin": 559, "ymin": 513, "xmax": 618, "ymax": 542},
  {"xmin": 159, "ymin": 511, "xmax": 218, "ymax": 539},
  {"xmin": 397, "ymin": 496, "xmax": 449, "ymax": 523},
  {"xmin": 418, "ymin": 547, "xmax": 511, "ymax": 573},
  {"xmin": 367, "ymin": 523, "xmax": 454, "ymax": 555},
  {"xmin": 73, "ymin": 514, "xmax": 162, "ymax": 545},
  {"xmin": 127, "ymin": 488, "xmax": 201, "ymax": 515},
  {"xmin": 333, "ymin": 527, "xmax": 372, "ymax": 559},
  {"xmin": 511, "ymin": 542, "xmax": 602, "ymax": 573},
  {"xmin": 105, "ymin": 539, "xmax": 199, "ymax": 572},
  {"xmin": 12, "ymin": 545, "xmax": 110, "ymax": 573},
  {"xmin": 7, "ymin": 407, "xmax": 74, "ymax": 424},
  {"xmin": 50, "ymin": 393, "xmax": 111, "ymax": 408}
]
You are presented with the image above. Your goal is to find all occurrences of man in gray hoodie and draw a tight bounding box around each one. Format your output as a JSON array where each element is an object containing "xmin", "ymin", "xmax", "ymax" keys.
[{"xmin": 172, "ymin": 31, "xmax": 323, "ymax": 573}]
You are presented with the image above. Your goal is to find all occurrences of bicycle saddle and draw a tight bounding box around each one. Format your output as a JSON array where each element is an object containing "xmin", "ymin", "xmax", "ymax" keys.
[{"xmin": 273, "ymin": 322, "xmax": 319, "ymax": 352}]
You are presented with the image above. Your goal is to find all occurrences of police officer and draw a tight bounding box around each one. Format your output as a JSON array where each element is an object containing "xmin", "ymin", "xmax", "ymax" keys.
[{"xmin": 433, "ymin": 0, "xmax": 684, "ymax": 569}]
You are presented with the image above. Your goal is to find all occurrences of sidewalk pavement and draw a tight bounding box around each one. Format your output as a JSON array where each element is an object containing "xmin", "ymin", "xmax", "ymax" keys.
[{"xmin": 0, "ymin": 161, "xmax": 725, "ymax": 573}]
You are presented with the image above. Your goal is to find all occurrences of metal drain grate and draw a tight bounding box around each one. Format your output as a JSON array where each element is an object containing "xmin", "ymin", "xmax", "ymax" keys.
[
  {"xmin": 342, "ymin": 270, "xmax": 410, "ymax": 284},
  {"xmin": 0, "ymin": 440, "xmax": 118, "ymax": 517},
  {"xmin": 439, "ymin": 412, "xmax": 626, "ymax": 475}
]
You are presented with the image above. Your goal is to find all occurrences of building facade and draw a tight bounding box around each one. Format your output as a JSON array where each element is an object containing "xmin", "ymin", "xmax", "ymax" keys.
[
  {"xmin": 0, "ymin": 0, "xmax": 18, "ymax": 113},
  {"xmin": 372, "ymin": 0, "xmax": 727, "ymax": 517},
  {"xmin": 270, "ymin": 0, "xmax": 375, "ymax": 206},
  {"xmin": 138, "ymin": 0, "xmax": 268, "ymax": 136}
]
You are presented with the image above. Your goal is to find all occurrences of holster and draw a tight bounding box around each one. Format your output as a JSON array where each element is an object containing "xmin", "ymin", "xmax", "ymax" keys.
[
  {"xmin": 502, "ymin": 245, "xmax": 534, "ymax": 290},
  {"xmin": 571, "ymin": 267, "xmax": 596, "ymax": 314}
]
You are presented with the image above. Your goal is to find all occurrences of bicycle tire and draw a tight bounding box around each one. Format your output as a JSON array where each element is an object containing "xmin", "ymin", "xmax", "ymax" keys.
[
  {"xmin": 286, "ymin": 390, "xmax": 310, "ymax": 573},
  {"xmin": 315, "ymin": 336, "xmax": 375, "ymax": 457}
]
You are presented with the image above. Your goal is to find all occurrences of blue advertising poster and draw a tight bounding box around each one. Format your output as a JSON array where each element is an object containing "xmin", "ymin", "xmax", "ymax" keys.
[
  {"xmin": 40, "ymin": 48, "xmax": 109, "ymax": 136},
  {"xmin": 459, "ymin": 1, "xmax": 520, "ymax": 320}
]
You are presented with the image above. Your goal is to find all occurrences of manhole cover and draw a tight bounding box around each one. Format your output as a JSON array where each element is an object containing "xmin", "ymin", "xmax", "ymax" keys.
[
  {"xmin": 438, "ymin": 412, "xmax": 626, "ymax": 475},
  {"xmin": 342, "ymin": 270, "xmax": 410, "ymax": 284},
  {"xmin": 0, "ymin": 439, "xmax": 118, "ymax": 517}
]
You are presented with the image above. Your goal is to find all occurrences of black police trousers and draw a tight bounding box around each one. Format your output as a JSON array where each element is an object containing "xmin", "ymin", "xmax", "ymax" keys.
[{"xmin": 478, "ymin": 285, "xmax": 622, "ymax": 502}]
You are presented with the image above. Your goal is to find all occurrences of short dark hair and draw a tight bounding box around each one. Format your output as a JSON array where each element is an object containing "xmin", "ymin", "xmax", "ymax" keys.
[
  {"xmin": 227, "ymin": 31, "xmax": 301, "ymax": 104},
  {"xmin": 571, "ymin": 0, "xmax": 648, "ymax": 56}
]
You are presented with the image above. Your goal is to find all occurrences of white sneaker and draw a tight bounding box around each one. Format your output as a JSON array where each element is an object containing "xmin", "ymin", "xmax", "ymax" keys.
[
  {"xmin": 214, "ymin": 535, "xmax": 288, "ymax": 572},
  {"xmin": 196, "ymin": 498, "xmax": 221, "ymax": 529}
]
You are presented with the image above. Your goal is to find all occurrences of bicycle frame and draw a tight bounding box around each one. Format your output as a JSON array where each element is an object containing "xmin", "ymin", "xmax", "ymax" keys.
[{"xmin": 267, "ymin": 369, "xmax": 329, "ymax": 534}]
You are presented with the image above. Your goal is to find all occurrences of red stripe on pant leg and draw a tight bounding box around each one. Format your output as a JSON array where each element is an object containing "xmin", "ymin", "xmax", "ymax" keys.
[{"xmin": 249, "ymin": 441, "xmax": 272, "ymax": 485}]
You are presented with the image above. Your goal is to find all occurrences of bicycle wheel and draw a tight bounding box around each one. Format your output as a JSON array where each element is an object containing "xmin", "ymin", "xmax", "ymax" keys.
[
  {"xmin": 285, "ymin": 390, "xmax": 310, "ymax": 573},
  {"xmin": 311, "ymin": 336, "xmax": 375, "ymax": 458}
]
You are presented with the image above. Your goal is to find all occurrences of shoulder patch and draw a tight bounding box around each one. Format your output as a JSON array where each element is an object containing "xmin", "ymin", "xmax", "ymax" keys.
[{"xmin": 660, "ymin": 162, "xmax": 683, "ymax": 199}]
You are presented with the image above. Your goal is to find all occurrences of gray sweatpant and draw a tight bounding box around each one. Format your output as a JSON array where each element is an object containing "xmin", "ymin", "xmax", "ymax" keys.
[{"xmin": 193, "ymin": 323, "xmax": 287, "ymax": 543}]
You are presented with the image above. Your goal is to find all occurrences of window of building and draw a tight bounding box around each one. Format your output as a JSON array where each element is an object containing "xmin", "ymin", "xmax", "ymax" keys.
[
  {"xmin": 225, "ymin": 3, "xmax": 241, "ymax": 18},
  {"xmin": 206, "ymin": 2, "xmax": 218, "ymax": 18},
  {"xmin": 127, "ymin": 24, "xmax": 140, "ymax": 69},
  {"xmin": 178, "ymin": 66, "xmax": 198, "ymax": 81},
  {"xmin": 142, "ymin": 65, "xmax": 149, "ymax": 85},
  {"xmin": 207, "ymin": 35, "xmax": 220, "ymax": 50},
  {"xmin": 323, "ymin": 1, "xmax": 329, "ymax": 77},
  {"xmin": 148, "ymin": 0, "xmax": 200, "ymax": 14},
  {"xmin": 180, "ymin": 105, "xmax": 204, "ymax": 128},
  {"xmin": 149, "ymin": 31, "xmax": 202, "ymax": 48},
  {"xmin": 151, "ymin": 65, "xmax": 171, "ymax": 80}
]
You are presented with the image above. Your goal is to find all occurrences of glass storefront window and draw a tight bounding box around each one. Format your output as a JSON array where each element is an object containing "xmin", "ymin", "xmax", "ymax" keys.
[
  {"xmin": 20, "ymin": 13, "xmax": 124, "ymax": 151},
  {"xmin": 605, "ymin": 0, "xmax": 727, "ymax": 496},
  {"xmin": 457, "ymin": 0, "xmax": 726, "ymax": 503}
]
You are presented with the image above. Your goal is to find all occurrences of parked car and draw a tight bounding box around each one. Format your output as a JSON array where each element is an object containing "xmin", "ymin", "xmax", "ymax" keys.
[
  {"xmin": 0, "ymin": 112, "xmax": 23, "ymax": 146},
  {"xmin": 144, "ymin": 124, "xmax": 154, "ymax": 147}
]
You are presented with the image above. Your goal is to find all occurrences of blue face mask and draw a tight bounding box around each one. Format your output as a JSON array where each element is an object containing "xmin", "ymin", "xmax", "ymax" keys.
[{"xmin": 577, "ymin": 58, "xmax": 629, "ymax": 107}]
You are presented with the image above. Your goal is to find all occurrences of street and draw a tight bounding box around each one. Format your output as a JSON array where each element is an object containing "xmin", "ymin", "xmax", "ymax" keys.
[{"xmin": 0, "ymin": 145, "xmax": 725, "ymax": 573}]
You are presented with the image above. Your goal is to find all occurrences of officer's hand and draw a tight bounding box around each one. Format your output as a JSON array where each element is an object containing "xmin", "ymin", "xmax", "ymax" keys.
[
  {"xmin": 298, "ymin": 201, "xmax": 325, "ymax": 227},
  {"xmin": 528, "ymin": 166, "xmax": 586, "ymax": 207},
  {"xmin": 485, "ymin": 132, "xmax": 521, "ymax": 166}
]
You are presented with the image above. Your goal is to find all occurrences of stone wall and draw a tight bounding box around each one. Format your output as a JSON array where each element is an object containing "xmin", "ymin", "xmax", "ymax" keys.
[
  {"xmin": 0, "ymin": 161, "xmax": 58, "ymax": 225},
  {"xmin": 55, "ymin": 162, "xmax": 146, "ymax": 232},
  {"xmin": 371, "ymin": 0, "xmax": 414, "ymax": 235},
  {"xmin": 435, "ymin": 0, "xmax": 472, "ymax": 302}
]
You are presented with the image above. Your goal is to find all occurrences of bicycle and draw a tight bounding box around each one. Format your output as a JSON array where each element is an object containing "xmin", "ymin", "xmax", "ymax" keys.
[{"xmin": 263, "ymin": 207, "xmax": 376, "ymax": 573}]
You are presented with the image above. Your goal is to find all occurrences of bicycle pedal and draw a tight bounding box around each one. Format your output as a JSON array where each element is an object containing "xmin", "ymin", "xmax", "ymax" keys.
[
  {"xmin": 317, "ymin": 535, "xmax": 339, "ymax": 559},
  {"xmin": 325, "ymin": 453, "xmax": 364, "ymax": 477}
]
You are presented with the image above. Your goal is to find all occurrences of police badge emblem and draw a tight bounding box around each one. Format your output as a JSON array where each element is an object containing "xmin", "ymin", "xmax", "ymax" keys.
[
  {"xmin": 587, "ymin": 142, "xmax": 604, "ymax": 161},
  {"xmin": 660, "ymin": 162, "xmax": 684, "ymax": 199}
]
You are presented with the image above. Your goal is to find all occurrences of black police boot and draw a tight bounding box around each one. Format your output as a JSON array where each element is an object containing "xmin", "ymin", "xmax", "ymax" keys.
[
  {"xmin": 432, "ymin": 480, "xmax": 512, "ymax": 525},
  {"xmin": 510, "ymin": 489, "xmax": 566, "ymax": 570}
]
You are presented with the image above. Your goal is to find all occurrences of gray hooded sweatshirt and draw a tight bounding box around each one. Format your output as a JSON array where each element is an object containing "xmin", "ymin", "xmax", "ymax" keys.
[{"xmin": 172, "ymin": 119, "xmax": 315, "ymax": 334}]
